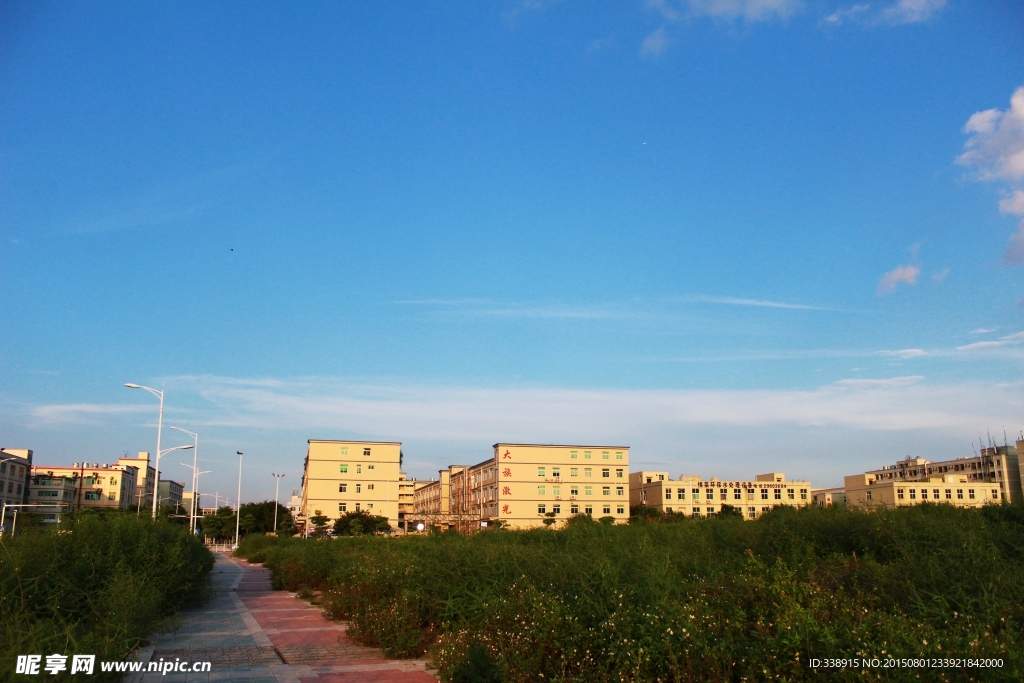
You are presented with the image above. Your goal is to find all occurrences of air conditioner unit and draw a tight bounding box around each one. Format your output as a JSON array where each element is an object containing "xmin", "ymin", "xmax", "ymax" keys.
[{"xmin": 554, "ymin": 496, "xmax": 561, "ymax": 500}]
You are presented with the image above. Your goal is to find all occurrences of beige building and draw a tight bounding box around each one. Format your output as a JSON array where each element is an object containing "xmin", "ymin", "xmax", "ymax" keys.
[
  {"xmin": 845, "ymin": 472, "xmax": 1002, "ymax": 509},
  {"xmin": 812, "ymin": 487, "xmax": 846, "ymax": 507},
  {"xmin": 300, "ymin": 440, "xmax": 405, "ymax": 532},
  {"xmin": 31, "ymin": 462, "xmax": 139, "ymax": 511},
  {"xmin": 859, "ymin": 442, "xmax": 1022, "ymax": 505},
  {"xmin": 630, "ymin": 471, "xmax": 811, "ymax": 519},
  {"xmin": 27, "ymin": 472, "xmax": 76, "ymax": 522},
  {"xmin": 158, "ymin": 479, "xmax": 185, "ymax": 511},
  {"xmin": 1, "ymin": 448, "xmax": 32, "ymax": 513},
  {"xmin": 418, "ymin": 444, "xmax": 631, "ymax": 531},
  {"xmin": 117, "ymin": 452, "xmax": 157, "ymax": 510}
]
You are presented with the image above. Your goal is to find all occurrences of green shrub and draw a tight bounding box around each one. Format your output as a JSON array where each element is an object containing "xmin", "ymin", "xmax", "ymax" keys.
[
  {"xmin": 235, "ymin": 503, "xmax": 1024, "ymax": 682},
  {"xmin": 0, "ymin": 511, "xmax": 214, "ymax": 681}
]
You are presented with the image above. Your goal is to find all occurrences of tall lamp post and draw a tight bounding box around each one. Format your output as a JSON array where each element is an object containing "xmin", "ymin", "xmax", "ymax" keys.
[
  {"xmin": 188, "ymin": 469, "xmax": 212, "ymax": 534},
  {"xmin": 271, "ymin": 473, "xmax": 286, "ymax": 532},
  {"xmin": 153, "ymin": 444, "xmax": 192, "ymax": 514},
  {"xmin": 234, "ymin": 451, "xmax": 243, "ymax": 549},
  {"xmin": 169, "ymin": 426, "xmax": 199, "ymax": 531},
  {"xmin": 124, "ymin": 382, "xmax": 168, "ymax": 519}
]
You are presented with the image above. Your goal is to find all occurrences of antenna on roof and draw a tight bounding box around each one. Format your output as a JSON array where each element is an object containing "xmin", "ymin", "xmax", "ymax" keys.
[
  {"xmin": 987, "ymin": 429, "xmax": 992, "ymax": 448},
  {"xmin": 1003, "ymin": 427, "xmax": 1008, "ymax": 447}
]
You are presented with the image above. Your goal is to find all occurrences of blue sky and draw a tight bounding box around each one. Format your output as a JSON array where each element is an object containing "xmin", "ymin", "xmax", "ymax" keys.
[{"xmin": 2, "ymin": 0, "xmax": 1023, "ymax": 502}]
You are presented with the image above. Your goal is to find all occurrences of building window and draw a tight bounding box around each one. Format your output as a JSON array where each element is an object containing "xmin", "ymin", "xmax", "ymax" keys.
[
  {"xmin": 866, "ymin": 491, "xmax": 873, "ymax": 501},
  {"xmin": 356, "ymin": 484, "xmax": 362, "ymax": 493},
  {"xmin": 968, "ymin": 489, "xmax": 975, "ymax": 499},
  {"xmin": 774, "ymin": 489, "xmax": 782, "ymax": 500},
  {"xmin": 341, "ymin": 447, "xmax": 348, "ymax": 456},
  {"xmin": 367, "ymin": 484, "xmax": 374, "ymax": 491},
  {"xmin": 602, "ymin": 468, "xmax": 610, "ymax": 478},
  {"xmin": 602, "ymin": 486, "xmax": 610, "ymax": 496},
  {"xmin": 692, "ymin": 488, "xmax": 700, "ymax": 499},
  {"xmin": 553, "ymin": 486, "xmax": 561, "ymax": 496},
  {"xmin": 584, "ymin": 505, "xmax": 593, "ymax": 515},
  {"xmin": 762, "ymin": 506, "xmax": 769, "ymax": 513},
  {"xmin": 570, "ymin": 486, "xmax": 579, "ymax": 496},
  {"xmin": 787, "ymin": 489, "xmax": 795, "ymax": 500},
  {"xmin": 339, "ymin": 484, "xmax": 347, "ymax": 493},
  {"xmin": 761, "ymin": 489, "xmax": 768, "ymax": 500},
  {"xmin": 957, "ymin": 489, "xmax": 964, "ymax": 499},
  {"xmin": 0, "ymin": 463, "xmax": 4, "ymax": 473},
  {"xmin": 552, "ymin": 467, "xmax": 560, "ymax": 477},
  {"xmin": 570, "ymin": 468, "xmax": 578, "ymax": 477},
  {"xmin": 363, "ymin": 448, "xmax": 371, "ymax": 457},
  {"xmin": 616, "ymin": 469, "xmax": 624, "ymax": 478},
  {"xmin": 584, "ymin": 451, "xmax": 592, "ymax": 460},
  {"xmin": 368, "ymin": 465, "xmax": 375, "ymax": 470},
  {"xmin": 601, "ymin": 505, "xmax": 610, "ymax": 514},
  {"xmin": 658, "ymin": 474, "xmax": 665, "ymax": 481},
  {"xmin": 584, "ymin": 486, "xmax": 593, "ymax": 496},
  {"xmin": 366, "ymin": 503, "xmax": 373, "ymax": 509},
  {"xmin": 719, "ymin": 490, "xmax": 727, "ymax": 501},
  {"xmin": 747, "ymin": 488, "xmax": 755, "ymax": 499},
  {"xmin": 538, "ymin": 486, "xmax": 546, "ymax": 495},
  {"xmin": 693, "ymin": 510, "xmax": 701, "ymax": 518},
  {"xmin": 356, "ymin": 465, "xmax": 362, "ymax": 474},
  {"xmin": 616, "ymin": 451, "xmax": 624, "ymax": 460},
  {"xmin": 748, "ymin": 507, "xmax": 756, "ymax": 519},
  {"xmin": 602, "ymin": 451, "xmax": 610, "ymax": 460},
  {"xmin": 932, "ymin": 489, "xmax": 939, "ymax": 498},
  {"xmin": 910, "ymin": 489, "xmax": 916, "ymax": 500},
  {"xmin": 108, "ymin": 492, "xmax": 116, "ymax": 501},
  {"xmin": 945, "ymin": 489, "xmax": 952, "ymax": 499},
  {"xmin": 665, "ymin": 489, "xmax": 672, "ymax": 499},
  {"xmin": 538, "ymin": 467, "xmax": 546, "ymax": 477},
  {"xmin": 570, "ymin": 451, "xmax": 578, "ymax": 459},
  {"xmin": 616, "ymin": 505, "xmax": 625, "ymax": 514},
  {"xmin": 733, "ymin": 489, "xmax": 741, "ymax": 500},
  {"xmin": 552, "ymin": 504, "xmax": 561, "ymax": 514},
  {"xmin": 585, "ymin": 468, "xmax": 592, "ymax": 477},
  {"xmin": 707, "ymin": 507, "xmax": 715, "ymax": 515},
  {"xmin": 16, "ymin": 484, "xmax": 21, "ymax": 494},
  {"xmin": 678, "ymin": 488, "xmax": 686, "ymax": 499},
  {"xmin": 921, "ymin": 489, "xmax": 928, "ymax": 500},
  {"xmin": 897, "ymin": 488, "xmax": 904, "ymax": 500},
  {"xmin": 339, "ymin": 503, "xmax": 347, "ymax": 512},
  {"xmin": 84, "ymin": 491, "xmax": 100, "ymax": 501},
  {"xmin": 570, "ymin": 504, "xmax": 579, "ymax": 514},
  {"xmin": 706, "ymin": 488, "xmax": 714, "ymax": 498},
  {"xmin": 355, "ymin": 503, "xmax": 361, "ymax": 512}
]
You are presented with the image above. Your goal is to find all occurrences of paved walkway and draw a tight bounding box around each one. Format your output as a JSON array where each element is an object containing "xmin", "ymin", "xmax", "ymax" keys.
[{"xmin": 130, "ymin": 553, "xmax": 438, "ymax": 682}]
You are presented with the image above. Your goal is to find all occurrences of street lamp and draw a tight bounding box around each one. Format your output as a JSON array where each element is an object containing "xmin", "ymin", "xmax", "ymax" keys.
[
  {"xmin": 182, "ymin": 466, "xmax": 212, "ymax": 533},
  {"xmin": 271, "ymin": 473, "xmax": 285, "ymax": 532},
  {"xmin": 154, "ymin": 444, "xmax": 192, "ymax": 515},
  {"xmin": 169, "ymin": 426, "xmax": 199, "ymax": 531},
  {"xmin": 234, "ymin": 451, "xmax": 243, "ymax": 549},
  {"xmin": 124, "ymin": 382, "xmax": 168, "ymax": 519}
]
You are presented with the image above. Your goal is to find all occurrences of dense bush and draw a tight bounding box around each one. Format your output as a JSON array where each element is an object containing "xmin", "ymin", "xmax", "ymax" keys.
[
  {"xmin": 236, "ymin": 503, "xmax": 1024, "ymax": 682},
  {"xmin": 1, "ymin": 511, "xmax": 214, "ymax": 681}
]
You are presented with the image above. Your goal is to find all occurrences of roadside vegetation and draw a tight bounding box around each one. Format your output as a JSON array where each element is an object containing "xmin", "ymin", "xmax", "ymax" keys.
[
  {"xmin": 200, "ymin": 500, "xmax": 292, "ymax": 541},
  {"xmin": 237, "ymin": 503, "xmax": 1024, "ymax": 682},
  {"xmin": 1, "ymin": 511, "xmax": 214, "ymax": 681}
]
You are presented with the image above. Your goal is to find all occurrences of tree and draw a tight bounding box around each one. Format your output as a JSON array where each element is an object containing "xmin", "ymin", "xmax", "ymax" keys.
[
  {"xmin": 333, "ymin": 510, "xmax": 391, "ymax": 536},
  {"xmin": 310, "ymin": 510, "xmax": 329, "ymax": 537},
  {"xmin": 718, "ymin": 504, "xmax": 743, "ymax": 519},
  {"xmin": 200, "ymin": 506, "xmax": 237, "ymax": 541},
  {"xmin": 542, "ymin": 511, "xmax": 557, "ymax": 527},
  {"xmin": 237, "ymin": 501, "xmax": 293, "ymax": 534}
]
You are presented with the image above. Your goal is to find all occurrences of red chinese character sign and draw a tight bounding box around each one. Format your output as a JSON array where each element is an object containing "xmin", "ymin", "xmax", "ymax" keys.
[
  {"xmin": 502, "ymin": 450, "xmax": 512, "ymax": 459},
  {"xmin": 502, "ymin": 468, "xmax": 512, "ymax": 478},
  {"xmin": 502, "ymin": 504, "xmax": 510, "ymax": 514},
  {"xmin": 502, "ymin": 486, "xmax": 511, "ymax": 496}
]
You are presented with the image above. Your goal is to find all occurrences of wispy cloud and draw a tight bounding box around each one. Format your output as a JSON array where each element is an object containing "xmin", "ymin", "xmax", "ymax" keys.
[
  {"xmin": 681, "ymin": 294, "xmax": 839, "ymax": 311},
  {"xmin": 823, "ymin": 0, "xmax": 946, "ymax": 27},
  {"xmin": 880, "ymin": 348, "xmax": 927, "ymax": 359},
  {"xmin": 969, "ymin": 327, "xmax": 999, "ymax": 335},
  {"xmin": 931, "ymin": 267, "xmax": 950, "ymax": 282},
  {"xmin": 640, "ymin": 27, "xmax": 669, "ymax": 57},
  {"xmin": 650, "ymin": 0, "xmax": 802, "ymax": 23},
  {"xmin": 956, "ymin": 330, "xmax": 1024, "ymax": 353},
  {"xmin": 876, "ymin": 264, "xmax": 920, "ymax": 295},
  {"xmin": 29, "ymin": 403, "xmax": 152, "ymax": 426}
]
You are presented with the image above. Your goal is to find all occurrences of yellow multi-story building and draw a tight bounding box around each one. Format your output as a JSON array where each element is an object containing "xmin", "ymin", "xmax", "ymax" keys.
[
  {"xmin": 844, "ymin": 472, "xmax": 1001, "ymax": 509},
  {"xmin": 117, "ymin": 452, "xmax": 157, "ymax": 510},
  {"xmin": 30, "ymin": 462, "xmax": 139, "ymax": 511},
  {"xmin": 630, "ymin": 471, "xmax": 811, "ymax": 519},
  {"xmin": 299, "ymin": 439, "xmax": 404, "ymax": 532},
  {"xmin": 429, "ymin": 444, "xmax": 630, "ymax": 530},
  {"xmin": 27, "ymin": 472, "xmax": 76, "ymax": 522},
  {"xmin": 1, "ymin": 448, "xmax": 32, "ymax": 513}
]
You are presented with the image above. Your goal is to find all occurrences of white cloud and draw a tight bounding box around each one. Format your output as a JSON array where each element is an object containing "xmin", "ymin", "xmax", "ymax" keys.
[
  {"xmin": 640, "ymin": 27, "xmax": 669, "ymax": 56},
  {"xmin": 999, "ymin": 190, "xmax": 1024, "ymax": 216},
  {"xmin": 969, "ymin": 327, "xmax": 998, "ymax": 335},
  {"xmin": 1003, "ymin": 221, "xmax": 1024, "ymax": 266},
  {"xmin": 956, "ymin": 330, "xmax": 1024, "ymax": 352},
  {"xmin": 682, "ymin": 294, "xmax": 836, "ymax": 310},
  {"xmin": 959, "ymin": 87, "xmax": 1024, "ymax": 183},
  {"xmin": 878, "ymin": 0, "xmax": 946, "ymax": 25},
  {"xmin": 876, "ymin": 264, "xmax": 920, "ymax": 295},
  {"xmin": 29, "ymin": 403, "xmax": 151, "ymax": 426},
  {"xmin": 931, "ymin": 267, "xmax": 950, "ymax": 282},
  {"xmin": 661, "ymin": 0, "xmax": 802, "ymax": 22},
  {"xmin": 880, "ymin": 348, "xmax": 927, "ymax": 359},
  {"xmin": 822, "ymin": 0, "xmax": 945, "ymax": 27}
]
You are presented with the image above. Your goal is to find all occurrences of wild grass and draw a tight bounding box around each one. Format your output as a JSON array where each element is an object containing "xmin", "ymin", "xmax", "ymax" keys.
[
  {"xmin": 237, "ymin": 503, "xmax": 1024, "ymax": 682},
  {"xmin": 0, "ymin": 511, "xmax": 214, "ymax": 681}
]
